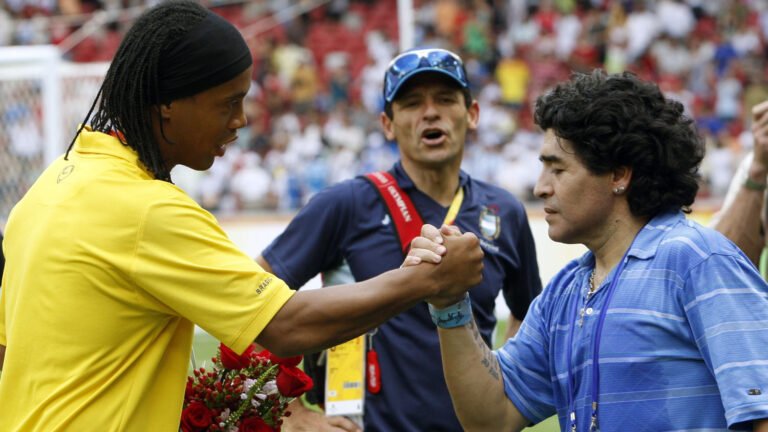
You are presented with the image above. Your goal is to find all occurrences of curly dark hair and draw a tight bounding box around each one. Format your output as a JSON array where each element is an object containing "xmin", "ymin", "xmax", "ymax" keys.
[
  {"xmin": 64, "ymin": 0, "xmax": 208, "ymax": 182},
  {"xmin": 534, "ymin": 70, "xmax": 704, "ymax": 218}
]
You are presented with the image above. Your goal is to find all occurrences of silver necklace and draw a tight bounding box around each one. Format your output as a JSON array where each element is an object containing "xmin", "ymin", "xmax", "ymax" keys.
[{"xmin": 578, "ymin": 268, "xmax": 598, "ymax": 327}]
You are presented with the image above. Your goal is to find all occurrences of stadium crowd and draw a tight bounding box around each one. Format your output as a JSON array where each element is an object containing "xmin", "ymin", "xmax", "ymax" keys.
[{"xmin": 2, "ymin": 0, "xmax": 768, "ymax": 214}]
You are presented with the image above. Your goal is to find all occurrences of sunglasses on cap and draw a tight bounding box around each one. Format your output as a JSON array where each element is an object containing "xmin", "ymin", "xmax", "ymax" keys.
[{"xmin": 383, "ymin": 48, "xmax": 469, "ymax": 103}]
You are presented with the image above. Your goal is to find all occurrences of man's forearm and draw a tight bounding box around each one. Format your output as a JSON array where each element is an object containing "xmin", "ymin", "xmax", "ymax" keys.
[
  {"xmin": 257, "ymin": 234, "xmax": 483, "ymax": 357},
  {"xmin": 504, "ymin": 314, "xmax": 522, "ymax": 341},
  {"xmin": 438, "ymin": 318, "xmax": 528, "ymax": 432},
  {"xmin": 258, "ymin": 266, "xmax": 438, "ymax": 356},
  {"xmin": 755, "ymin": 419, "xmax": 768, "ymax": 432},
  {"xmin": 713, "ymin": 184, "xmax": 765, "ymax": 266}
]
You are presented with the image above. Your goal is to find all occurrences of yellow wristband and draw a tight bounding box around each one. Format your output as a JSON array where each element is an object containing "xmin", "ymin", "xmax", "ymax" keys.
[{"xmin": 744, "ymin": 178, "xmax": 767, "ymax": 191}]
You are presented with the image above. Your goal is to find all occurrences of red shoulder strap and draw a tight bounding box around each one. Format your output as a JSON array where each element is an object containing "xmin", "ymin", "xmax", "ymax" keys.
[{"xmin": 363, "ymin": 172, "xmax": 424, "ymax": 253}]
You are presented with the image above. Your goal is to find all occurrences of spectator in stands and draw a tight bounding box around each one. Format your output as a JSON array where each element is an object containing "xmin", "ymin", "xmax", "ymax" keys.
[
  {"xmin": 231, "ymin": 151, "xmax": 271, "ymax": 210},
  {"xmin": 256, "ymin": 47, "xmax": 542, "ymax": 432},
  {"xmin": 358, "ymin": 55, "xmax": 386, "ymax": 113},
  {"xmin": 416, "ymin": 70, "xmax": 768, "ymax": 431},
  {"xmin": 0, "ymin": 6, "xmax": 12, "ymax": 45},
  {"xmin": 0, "ymin": 3, "xmax": 484, "ymax": 429},
  {"xmin": 494, "ymin": 49, "xmax": 530, "ymax": 108},
  {"xmin": 625, "ymin": 0, "xmax": 659, "ymax": 62},
  {"xmin": 656, "ymin": 0, "xmax": 695, "ymax": 39},
  {"xmin": 6, "ymin": 0, "xmax": 768, "ymax": 211},
  {"xmin": 713, "ymin": 100, "xmax": 768, "ymax": 270},
  {"xmin": 289, "ymin": 54, "xmax": 318, "ymax": 114}
]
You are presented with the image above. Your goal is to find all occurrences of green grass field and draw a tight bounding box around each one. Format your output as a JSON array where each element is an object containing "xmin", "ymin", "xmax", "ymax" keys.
[{"xmin": 191, "ymin": 321, "xmax": 560, "ymax": 432}]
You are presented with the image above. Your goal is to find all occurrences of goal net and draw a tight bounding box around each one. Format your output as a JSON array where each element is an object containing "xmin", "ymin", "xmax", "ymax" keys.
[{"xmin": 0, "ymin": 45, "xmax": 107, "ymax": 222}]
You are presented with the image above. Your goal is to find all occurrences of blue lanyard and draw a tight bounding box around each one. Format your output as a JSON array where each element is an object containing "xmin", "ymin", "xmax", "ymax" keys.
[{"xmin": 565, "ymin": 239, "xmax": 637, "ymax": 432}]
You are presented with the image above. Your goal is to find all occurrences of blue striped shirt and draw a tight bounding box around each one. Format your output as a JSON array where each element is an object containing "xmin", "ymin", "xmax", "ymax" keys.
[{"xmin": 496, "ymin": 211, "xmax": 768, "ymax": 431}]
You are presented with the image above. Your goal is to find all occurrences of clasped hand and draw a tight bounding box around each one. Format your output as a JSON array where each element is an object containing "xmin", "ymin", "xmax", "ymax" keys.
[{"xmin": 403, "ymin": 224, "xmax": 484, "ymax": 308}]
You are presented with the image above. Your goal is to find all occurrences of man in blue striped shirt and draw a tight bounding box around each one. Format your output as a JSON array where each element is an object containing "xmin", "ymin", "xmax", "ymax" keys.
[{"xmin": 413, "ymin": 71, "xmax": 768, "ymax": 431}]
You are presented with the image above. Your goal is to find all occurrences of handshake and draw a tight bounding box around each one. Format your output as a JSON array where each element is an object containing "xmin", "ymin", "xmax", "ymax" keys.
[{"xmin": 402, "ymin": 224, "xmax": 484, "ymax": 309}]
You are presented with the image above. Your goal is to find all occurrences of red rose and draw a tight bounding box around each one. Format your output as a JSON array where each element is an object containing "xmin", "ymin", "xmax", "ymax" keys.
[
  {"xmin": 180, "ymin": 401, "xmax": 213, "ymax": 432},
  {"xmin": 268, "ymin": 352, "xmax": 302, "ymax": 367},
  {"xmin": 238, "ymin": 416, "xmax": 275, "ymax": 432},
  {"xmin": 276, "ymin": 364, "xmax": 314, "ymax": 397},
  {"xmin": 220, "ymin": 343, "xmax": 256, "ymax": 370}
]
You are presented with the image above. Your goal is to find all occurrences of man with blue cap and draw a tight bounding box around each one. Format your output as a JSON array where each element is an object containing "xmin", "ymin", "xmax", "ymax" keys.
[
  {"xmin": 257, "ymin": 48, "xmax": 542, "ymax": 431},
  {"xmin": 0, "ymin": 4, "xmax": 485, "ymax": 430}
]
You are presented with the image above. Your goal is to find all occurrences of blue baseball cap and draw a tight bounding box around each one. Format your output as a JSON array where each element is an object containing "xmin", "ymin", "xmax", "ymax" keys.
[{"xmin": 383, "ymin": 48, "xmax": 469, "ymax": 104}]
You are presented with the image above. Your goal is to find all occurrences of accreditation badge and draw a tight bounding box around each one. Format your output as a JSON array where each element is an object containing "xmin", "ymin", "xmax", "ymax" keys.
[
  {"xmin": 325, "ymin": 335, "xmax": 366, "ymax": 418},
  {"xmin": 322, "ymin": 262, "xmax": 366, "ymax": 422}
]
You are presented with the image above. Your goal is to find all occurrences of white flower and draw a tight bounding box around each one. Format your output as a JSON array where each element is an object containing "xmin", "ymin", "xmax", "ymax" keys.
[
  {"xmin": 254, "ymin": 393, "xmax": 267, "ymax": 401},
  {"xmin": 243, "ymin": 378, "xmax": 257, "ymax": 392},
  {"xmin": 240, "ymin": 393, "xmax": 248, "ymax": 400},
  {"xmin": 263, "ymin": 380, "xmax": 278, "ymax": 395},
  {"xmin": 218, "ymin": 408, "xmax": 231, "ymax": 421},
  {"xmin": 251, "ymin": 397, "xmax": 261, "ymax": 408}
]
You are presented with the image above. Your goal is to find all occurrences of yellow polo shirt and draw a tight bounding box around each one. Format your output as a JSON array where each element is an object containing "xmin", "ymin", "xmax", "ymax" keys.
[{"xmin": 0, "ymin": 128, "xmax": 294, "ymax": 431}]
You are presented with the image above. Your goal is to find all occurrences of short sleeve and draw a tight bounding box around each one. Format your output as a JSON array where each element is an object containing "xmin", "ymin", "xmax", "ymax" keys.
[
  {"xmin": 132, "ymin": 196, "xmax": 294, "ymax": 355},
  {"xmin": 494, "ymin": 293, "xmax": 556, "ymax": 424},
  {"xmin": 682, "ymin": 252, "xmax": 768, "ymax": 428}
]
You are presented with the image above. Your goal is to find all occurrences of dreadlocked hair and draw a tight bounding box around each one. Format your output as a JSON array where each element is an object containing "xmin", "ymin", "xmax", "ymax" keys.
[{"xmin": 65, "ymin": 0, "xmax": 208, "ymax": 182}]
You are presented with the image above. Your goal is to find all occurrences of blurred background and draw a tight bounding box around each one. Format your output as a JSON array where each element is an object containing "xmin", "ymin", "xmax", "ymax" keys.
[
  {"xmin": 4, "ymin": 2, "xmax": 764, "ymax": 429},
  {"xmin": 1, "ymin": 0, "xmax": 767, "ymax": 224}
]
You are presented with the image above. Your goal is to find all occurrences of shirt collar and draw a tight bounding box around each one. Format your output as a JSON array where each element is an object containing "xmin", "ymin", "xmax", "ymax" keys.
[
  {"xmin": 391, "ymin": 160, "xmax": 470, "ymax": 192},
  {"xmin": 74, "ymin": 126, "xmax": 154, "ymax": 177},
  {"xmin": 628, "ymin": 210, "xmax": 685, "ymax": 260},
  {"xmin": 576, "ymin": 210, "xmax": 686, "ymax": 269}
]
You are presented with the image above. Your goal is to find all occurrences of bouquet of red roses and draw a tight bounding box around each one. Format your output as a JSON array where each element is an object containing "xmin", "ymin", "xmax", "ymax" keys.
[{"xmin": 180, "ymin": 343, "xmax": 314, "ymax": 432}]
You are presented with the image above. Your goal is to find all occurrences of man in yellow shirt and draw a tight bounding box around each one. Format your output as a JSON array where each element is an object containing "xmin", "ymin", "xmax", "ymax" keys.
[{"xmin": 0, "ymin": 2, "xmax": 483, "ymax": 430}]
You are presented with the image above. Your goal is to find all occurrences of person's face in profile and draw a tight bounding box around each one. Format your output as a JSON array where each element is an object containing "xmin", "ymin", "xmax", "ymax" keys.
[
  {"xmin": 534, "ymin": 129, "xmax": 617, "ymax": 245},
  {"xmin": 157, "ymin": 66, "xmax": 253, "ymax": 171}
]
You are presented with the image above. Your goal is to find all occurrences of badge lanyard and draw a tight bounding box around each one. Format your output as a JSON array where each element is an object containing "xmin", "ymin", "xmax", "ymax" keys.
[
  {"xmin": 324, "ymin": 176, "xmax": 465, "ymax": 422},
  {"xmin": 565, "ymin": 236, "xmax": 638, "ymax": 432},
  {"xmin": 443, "ymin": 187, "xmax": 464, "ymax": 226},
  {"xmin": 365, "ymin": 185, "xmax": 465, "ymax": 394}
]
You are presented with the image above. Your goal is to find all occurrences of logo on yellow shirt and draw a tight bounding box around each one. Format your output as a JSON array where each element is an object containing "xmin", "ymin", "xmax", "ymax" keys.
[
  {"xmin": 256, "ymin": 276, "xmax": 272, "ymax": 295},
  {"xmin": 57, "ymin": 165, "xmax": 75, "ymax": 184}
]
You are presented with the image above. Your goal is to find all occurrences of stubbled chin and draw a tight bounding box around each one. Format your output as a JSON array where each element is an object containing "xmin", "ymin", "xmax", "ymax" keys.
[
  {"xmin": 547, "ymin": 224, "xmax": 564, "ymax": 241},
  {"xmin": 547, "ymin": 228, "xmax": 581, "ymax": 245}
]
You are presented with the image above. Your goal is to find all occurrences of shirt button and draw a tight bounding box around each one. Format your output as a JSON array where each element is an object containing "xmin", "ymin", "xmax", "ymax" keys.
[{"xmin": 586, "ymin": 308, "xmax": 594, "ymax": 315}]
